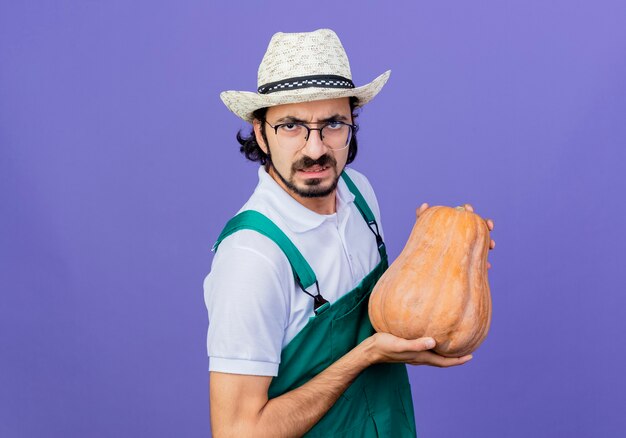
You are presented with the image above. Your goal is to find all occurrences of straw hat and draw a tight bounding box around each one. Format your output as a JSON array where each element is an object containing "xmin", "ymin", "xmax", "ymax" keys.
[{"xmin": 220, "ymin": 29, "xmax": 391, "ymax": 122}]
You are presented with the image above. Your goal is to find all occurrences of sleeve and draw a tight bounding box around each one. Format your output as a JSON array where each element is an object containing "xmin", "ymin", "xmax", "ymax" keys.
[
  {"xmin": 345, "ymin": 168, "xmax": 385, "ymax": 241},
  {"xmin": 204, "ymin": 231, "xmax": 291, "ymax": 376}
]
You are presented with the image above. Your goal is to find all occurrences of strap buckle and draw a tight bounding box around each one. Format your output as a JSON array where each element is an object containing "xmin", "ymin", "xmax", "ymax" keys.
[
  {"xmin": 367, "ymin": 219, "xmax": 385, "ymax": 250},
  {"xmin": 296, "ymin": 279, "xmax": 330, "ymax": 315}
]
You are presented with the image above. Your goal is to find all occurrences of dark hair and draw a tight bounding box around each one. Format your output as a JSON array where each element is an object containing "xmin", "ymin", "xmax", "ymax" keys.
[{"xmin": 236, "ymin": 96, "xmax": 361, "ymax": 167}]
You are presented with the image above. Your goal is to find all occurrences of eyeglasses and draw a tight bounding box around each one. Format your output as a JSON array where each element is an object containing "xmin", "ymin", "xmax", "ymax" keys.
[{"xmin": 265, "ymin": 120, "xmax": 358, "ymax": 151}]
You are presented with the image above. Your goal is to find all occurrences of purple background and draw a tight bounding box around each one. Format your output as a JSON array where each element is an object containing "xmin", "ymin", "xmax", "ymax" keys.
[{"xmin": 1, "ymin": 1, "xmax": 625, "ymax": 437}]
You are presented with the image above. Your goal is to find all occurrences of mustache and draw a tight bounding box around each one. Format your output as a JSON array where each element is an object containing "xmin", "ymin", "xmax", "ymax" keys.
[{"xmin": 292, "ymin": 154, "xmax": 337, "ymax": 171}]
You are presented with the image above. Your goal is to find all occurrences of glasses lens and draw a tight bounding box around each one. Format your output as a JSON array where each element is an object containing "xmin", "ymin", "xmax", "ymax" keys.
[
  {"xmin": 273, "ymin": 122, "xmax": 353, "ymax": 150},
  {"xmin": 321, "ymin": 123, "xmax": 352, "ymax": 150},
  {"xmin": 275, "ymin": 123, "xmax": 307, "ymax": 150}
]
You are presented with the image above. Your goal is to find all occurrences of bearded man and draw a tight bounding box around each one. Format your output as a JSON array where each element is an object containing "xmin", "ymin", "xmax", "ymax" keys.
[{"xmin": 204, "ymin": 29, "xmax": 490, "ymax": 437}]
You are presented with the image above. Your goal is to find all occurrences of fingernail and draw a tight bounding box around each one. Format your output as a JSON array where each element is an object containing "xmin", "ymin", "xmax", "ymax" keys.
[{"xmin": 425, "ymin": 338, "xmax": 435, "ymax": 348}]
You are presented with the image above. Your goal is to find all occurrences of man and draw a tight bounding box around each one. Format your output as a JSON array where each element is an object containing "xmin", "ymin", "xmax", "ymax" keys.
[{"xmin": 204, "ymin": 29, "xmax": 495, "ymax": 437}]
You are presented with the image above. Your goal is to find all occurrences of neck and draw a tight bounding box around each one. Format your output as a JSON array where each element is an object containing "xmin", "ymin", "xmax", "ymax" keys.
[
  {"xmin": 297, "ymin": 193, "xmax": 337, "ymax": 215},
  {"xmin": 268, "ymin": 166, "xmax": 337, "ymax": 215}
]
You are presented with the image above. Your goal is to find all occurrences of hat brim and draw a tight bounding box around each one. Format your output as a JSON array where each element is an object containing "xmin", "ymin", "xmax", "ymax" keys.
[{"xmin": 220, "ymin": 70, "xmax": 391, "ymax": 122}]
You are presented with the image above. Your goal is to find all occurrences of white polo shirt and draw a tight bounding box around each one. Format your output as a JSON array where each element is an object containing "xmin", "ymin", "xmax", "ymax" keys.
[{"xmin": 204, "ymin": 166, "xmax": 385, "ymax": 376}]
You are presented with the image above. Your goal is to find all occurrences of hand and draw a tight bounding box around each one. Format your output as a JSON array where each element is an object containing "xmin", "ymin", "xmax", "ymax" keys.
[
  {"xmin": 417, "ymin": 202, "xmax": 496, "ymax": 269},
  {"xmin": 362, "ymin": 332, "xmax": 473, "ymax": 368}
]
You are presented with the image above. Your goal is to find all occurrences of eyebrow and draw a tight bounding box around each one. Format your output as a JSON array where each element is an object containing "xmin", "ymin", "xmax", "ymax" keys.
[{"xmin": 273, "ymin": 113, "xmax": 350, "ymax": 124}]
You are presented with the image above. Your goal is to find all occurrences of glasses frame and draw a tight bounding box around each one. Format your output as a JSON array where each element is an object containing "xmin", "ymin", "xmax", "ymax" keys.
[{"xmin": 265, "ymin": 120, "xmax": 358, "ymax": 151}]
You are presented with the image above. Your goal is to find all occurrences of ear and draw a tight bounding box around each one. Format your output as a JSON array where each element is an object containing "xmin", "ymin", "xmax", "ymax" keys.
[{"xmin": 253, "ymin": 119, "xmax": 269, "ymax": 154}]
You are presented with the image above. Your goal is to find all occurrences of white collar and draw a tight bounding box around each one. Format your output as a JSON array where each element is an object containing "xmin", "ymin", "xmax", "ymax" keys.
[{"xmin": 254, "ymin": 166, "xmax": 356, "ymax": 233}]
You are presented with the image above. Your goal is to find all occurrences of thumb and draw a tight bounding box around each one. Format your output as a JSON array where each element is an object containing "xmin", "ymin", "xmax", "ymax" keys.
[{"xmin": 411, "ymin": 336, "xmax": 436, "ymax": 351}]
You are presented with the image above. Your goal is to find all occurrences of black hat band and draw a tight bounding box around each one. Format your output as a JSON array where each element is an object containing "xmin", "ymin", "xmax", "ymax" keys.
[{"xmin": 258, "ymin": 75, "xmax": 355, "ymax": 95}]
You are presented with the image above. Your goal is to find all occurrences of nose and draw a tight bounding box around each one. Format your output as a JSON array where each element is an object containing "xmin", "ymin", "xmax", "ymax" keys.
[{"xmin": 302, "ymin": 128, "xmax": 327, "ymax": 159}]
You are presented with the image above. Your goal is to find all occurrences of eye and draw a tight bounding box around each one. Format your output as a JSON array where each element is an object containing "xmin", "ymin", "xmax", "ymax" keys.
[
  {"xmin": 325, "ymin": 121, "xmax": 344, "ymax": 130},
  {"xmin": 280, "ymin": 123, "xmax": 299, "ymax": 131}
]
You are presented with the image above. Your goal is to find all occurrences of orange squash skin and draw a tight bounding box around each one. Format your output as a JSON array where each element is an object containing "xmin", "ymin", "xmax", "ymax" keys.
[{"xmin": 368, "ymin": 206, "xmax": 492, "ymax": 358}]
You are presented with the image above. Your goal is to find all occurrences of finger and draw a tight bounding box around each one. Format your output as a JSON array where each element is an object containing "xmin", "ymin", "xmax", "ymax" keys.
[
  {"xmin": 407, "ymin": 351, "xmax": 473, "ymax": 368},
  {"xmin": 490, "ymin": 239, "xmax": 496, "ymax": 250},
  {"xmin": 486, "ymin": 261, "xmax": 492, "ymax": 269},
  {"xmin": 416, "ymin": 203, "xmax": 429, "ymax": 218},
  {"xmin": 463, "ymin": 203, "xmax": 474, "ymax": 212},
  {"xmin": 443, "ymin": 354, "xmax": 473, "ymax": 367},
  {"xmin": 486, "ymin": 219, "xmax": 494, "ymax": 231},
  {"xmin": 431, "ymin": 353, "xmax": 473, "ymax": 368}
]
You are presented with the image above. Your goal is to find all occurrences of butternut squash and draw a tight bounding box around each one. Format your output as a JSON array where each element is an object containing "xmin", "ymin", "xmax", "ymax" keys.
[{"xmin": 369, "ymin": 206, "xmax": 492, "ymax": 357}]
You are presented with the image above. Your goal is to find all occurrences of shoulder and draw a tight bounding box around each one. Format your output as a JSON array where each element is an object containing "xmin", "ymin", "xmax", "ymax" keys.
[
  {"xmin": 343, "ymin": 167, "xmax": 385, "ymax": 239},
  {"xmin": 209, "ymin": 230, "xmax": 292, "ymax": 289},
  {"xmin": 344, "ymin": 166, "xmax": 373, "ymax": 188},
  {"xmin": 344, "ymin": 167, "xmax": 378, "ymax": 201},
  {"xmin": 343, "ymin": 167, "xmax": 381, "ymax": 213},
  {"xmin": 206, "ymin": 226, "xmax": 294, "ymax": 319}
]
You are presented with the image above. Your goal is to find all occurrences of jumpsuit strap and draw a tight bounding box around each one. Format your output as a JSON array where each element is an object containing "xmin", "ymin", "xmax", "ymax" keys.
[{"xmin": 340, "ymin": 171, "xmax": 388, "ymax": 261}]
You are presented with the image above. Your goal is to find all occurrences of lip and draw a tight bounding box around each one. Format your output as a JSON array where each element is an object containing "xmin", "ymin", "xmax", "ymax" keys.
[{"xmin": 297, "ymin": 166, "xmax": 331, "ymax": 177}]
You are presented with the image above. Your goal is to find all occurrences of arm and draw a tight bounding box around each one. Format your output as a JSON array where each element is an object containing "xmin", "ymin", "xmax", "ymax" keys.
[{"xmin": 210, "ymin": 334, "xmax": 472, "ymax": 438}]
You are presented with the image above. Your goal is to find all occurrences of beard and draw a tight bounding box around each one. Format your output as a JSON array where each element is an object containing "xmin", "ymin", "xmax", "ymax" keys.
[{"xmin": 268, "ymin": 153, "xmax": 341, "ymax": 198}]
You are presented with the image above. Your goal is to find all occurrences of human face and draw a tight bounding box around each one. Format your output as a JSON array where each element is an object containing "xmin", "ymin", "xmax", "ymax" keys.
[{"xmin": 254, "ymin": 98, "xmax": 352, "ymax": 200}]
